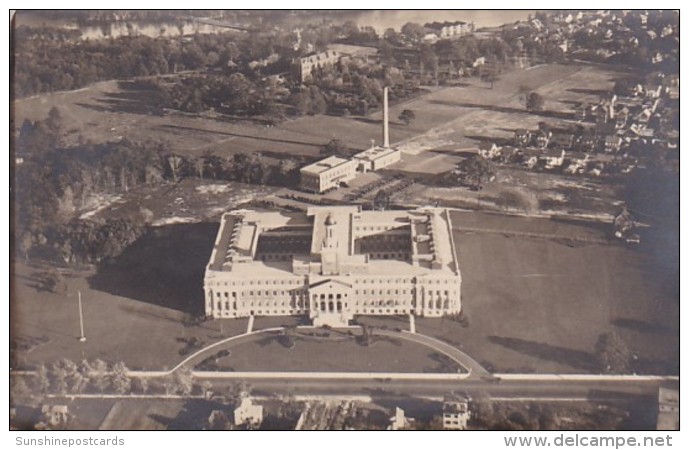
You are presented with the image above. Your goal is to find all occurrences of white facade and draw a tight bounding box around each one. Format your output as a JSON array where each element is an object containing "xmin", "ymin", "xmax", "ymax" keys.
[
  {"xmin": 234, "ymin": 398, "xmax": 263, "ymax": 428},
  {"xmin": 204, "ymin": 207, "xmax": 462, "ymax": 327},
  {"xmin": 352, "ymin": 146, "xmax": 402, "ymax": 172},
  {"xmin": 300, "ymin": 156, "xmax": 358, "ymax": 193},
  {"xmin": 293, "ymin": 50, "xmax": 340, "ymax": 82},
  {"xmin": 442, "ymin": 400, "xmax": 470, "ymax": 430}
]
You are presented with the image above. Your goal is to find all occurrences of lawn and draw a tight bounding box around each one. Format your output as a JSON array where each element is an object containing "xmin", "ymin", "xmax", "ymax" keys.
[
  {"xmin": 359, "ymin": 210, "xmax": 679, "ymax": 375},
  {"xmin": 12, "ymin": 254, "xmax": 247, "ymax": 371},
  {"xmin": 199, "ymin": 330, "xmax": 462, "ymax": 373}
]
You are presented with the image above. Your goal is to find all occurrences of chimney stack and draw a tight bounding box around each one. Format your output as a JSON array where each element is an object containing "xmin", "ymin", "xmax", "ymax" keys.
[{"xmin": 383, "ymin": 87, "xmax": 389, "ymax": 148}]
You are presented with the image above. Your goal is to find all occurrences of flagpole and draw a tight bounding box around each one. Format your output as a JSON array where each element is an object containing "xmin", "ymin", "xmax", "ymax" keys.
[{"xmin": 78, "ymin": 290, "xmax": 86, "ymax": 342}]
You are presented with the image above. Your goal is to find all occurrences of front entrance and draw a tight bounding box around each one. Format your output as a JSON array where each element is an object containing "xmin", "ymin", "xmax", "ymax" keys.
[{"xmin": 308, "ymin": 278, "xmax": 354, "ymax": 327}]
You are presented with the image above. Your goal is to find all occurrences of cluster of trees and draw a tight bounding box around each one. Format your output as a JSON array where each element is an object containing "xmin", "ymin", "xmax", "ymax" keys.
[
  {"xmin": 13, "ymin": 26, "xmax": 298, "ymax": 98},
  {"xmin": 10, "ymin": 358, "xmax": 209, "ymax": 399},
  {"xmin": 143, "ymin": 73, "xmax": 284, "ymax": 119},
  {"xmin": 449, "ymin": 156, "xmax": 498, "ymax": 190},
  {"xmin": 14, "ymin": 108, "xmax": 302, "ymax": 265}
]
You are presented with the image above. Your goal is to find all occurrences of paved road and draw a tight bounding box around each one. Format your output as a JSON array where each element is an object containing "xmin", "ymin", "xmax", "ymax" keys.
[{"xmin": 190, "ymin": 373, "xmax": 678, "ymax": 402}]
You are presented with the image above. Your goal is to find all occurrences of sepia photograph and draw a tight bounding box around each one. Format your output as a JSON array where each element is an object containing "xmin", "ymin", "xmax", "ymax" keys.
[{"xmin": 9, "ymin": 7, "xmax": 679, "ymax": 435}]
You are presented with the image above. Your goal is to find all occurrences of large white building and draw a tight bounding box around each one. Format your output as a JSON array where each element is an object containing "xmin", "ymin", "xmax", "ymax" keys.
[
  {"xmin": 300, "ymin": 87, "xmax": 401, "ymax": 192},
  {"xmin": 203, "ymin": 206, "xmax": 462, "ymax": 327},
  {"xmin": 292, "ymin": 50, "xmax": 340, "ymax": 82},
  {"xmin": 299, "ymin": 156, "xmax": 358, "ymax": 193}
]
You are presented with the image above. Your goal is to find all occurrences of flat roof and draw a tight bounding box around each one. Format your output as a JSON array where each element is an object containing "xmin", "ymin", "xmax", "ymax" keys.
[
  {"xmin": 206, "ymin": 207, "xmax": 461, "ymax": 278},
  {"xmin": 352, "ymin": 146, "xmax": 400, "ymax": 162},
  {"xmin": 301, "ymin": 156, "xmax": 354, "ymax": 175}
]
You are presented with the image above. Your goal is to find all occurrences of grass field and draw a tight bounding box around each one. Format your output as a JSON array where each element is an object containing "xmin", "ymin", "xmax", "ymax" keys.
[
  {"xmin": 203, "ymin": 331, "xmax": 462, "ymax": 373},
  {"xmin": 360, "ymin": 210, "xmax": 679, "ymax": 375},
  {"xmin": 12, "ymin": 206, "xmax": 677, "ymax": 375},
  {"xmin": 11, "ymin": 259, "xmax": 247, "ymax": 370}
]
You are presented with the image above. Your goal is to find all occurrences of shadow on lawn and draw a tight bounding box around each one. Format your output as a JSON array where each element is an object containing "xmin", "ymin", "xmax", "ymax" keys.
[
  {"xmin": 427, "ymin": 99, "xmax": 575, "ymax": 121},
  {"xmin": 88, "ymin": 222, "xmax": 219, "ymax": 316},
  {"xmin": 488, "ymin": 336, "xmax": 597, "ymax": 372}
]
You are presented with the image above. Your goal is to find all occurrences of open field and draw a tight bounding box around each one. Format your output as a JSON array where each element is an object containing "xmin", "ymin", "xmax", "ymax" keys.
[
  {"xmin": 359, "ymin": 210, "xmax": 678, "ymax": 375},
  {"xmin": 14, "ymin": 62, "xmax": 628, "ymax": 219},
  {"xmin": 11, "ymin": 257, "xmax": 247, "ymax": 370},
  {"xmin": 12, "ymin": 207, "xmax": 677, "ymax": 375},
  {"xmin": 13, "ymin": 63, "xmax": 619, "ymax": 161},
  {"xmin": 202, "ymin": 331, "xmax": 462, "ymax": 373}
]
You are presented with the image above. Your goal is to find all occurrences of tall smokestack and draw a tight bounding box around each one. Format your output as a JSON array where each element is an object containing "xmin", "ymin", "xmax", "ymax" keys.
[{"xmin": 383, "ymin": 87, "xmax": 389, "ymax": 148}]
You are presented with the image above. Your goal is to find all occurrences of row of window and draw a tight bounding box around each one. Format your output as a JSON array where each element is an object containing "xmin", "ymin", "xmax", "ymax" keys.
[
  {"xmin": 210, "ymin": 288, "xmax": 457, "ymax": 301},
  {"xmin": 210, "ymin": 297, "xmax": 454, "ymax": 312},
  {"xmin": 208, "ymin": 277, "xmax": 459, "ymax": 288}
]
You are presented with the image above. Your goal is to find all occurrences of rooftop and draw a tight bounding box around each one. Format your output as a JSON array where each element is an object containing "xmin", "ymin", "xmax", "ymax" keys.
[
  {"xmin": 206, "ymin": 207, "xmax": 461, "ymax": 278},
  {"xmin": 352, "ymin": 146, "xmax": 399, "ymax": 162},
  {"xmin": 300, "ymin": 156, "xmax": 353, "ymax": 175}
]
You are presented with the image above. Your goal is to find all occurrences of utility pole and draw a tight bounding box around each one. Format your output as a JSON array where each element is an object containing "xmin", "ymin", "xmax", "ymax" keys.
[{"xmin": 77, "ymin": 290, "xmax": 86, "ymax": 342}]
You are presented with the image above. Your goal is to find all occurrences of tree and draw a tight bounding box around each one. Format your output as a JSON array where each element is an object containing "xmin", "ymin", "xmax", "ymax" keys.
[
  {"xmin": 453, "ymin": 156, "xmax": 497, "ymax": 190},
  {"xmin": 481, "ymin": 55, "xmax": 500, "ymax": 89},
  {"xmin": 174, "ymin": 367, "xmax": 194, "ymax": 396},
  {"xmin": 526, "ymin": 92, "xmax": 545, "ymax": 111},
  {"xmin": 133, "ymin": 377, "xmax": 149, "ymax": 395},
  {"xmin": 34, "ymin": 364, "xmax": 51, "ymax": 394},
  {"xmin": 51, "ymin": 358, "xmax": 77, "ymax": 395},
  {"xmin": 401, "ymin": 22, "xmax": 426, "ymax": 43},
  {"xmin": 74, "ymin": 360, "xmax": 93, "ymax": 393},
  {"xmin": 91, "ymin": 359, "xmax": 110, "ymax": 393},
  {"xmin": 19, "ymin": 232, "xmax": 33, "ymax": 261},
  {"xmin": 111, "ymin": 362, "xmax": 131, "ymax": 395},
  {"xmin": 595, "ymin": 332, "xmax": 632, "ymax": 374},
  {"xmin": 373, "ymin": 190, "xmax": 391, "ymax": 211},
  {"xmin": 321, "ymin": 139, "xmax": 349, "ymax": 158},
  {"xmin": 167, "ymin": 154, "xmax": 184, "ymax": 182},
  {"xmin": 399, "ymin": 109, "xmax": 416, "ymax": 126}
]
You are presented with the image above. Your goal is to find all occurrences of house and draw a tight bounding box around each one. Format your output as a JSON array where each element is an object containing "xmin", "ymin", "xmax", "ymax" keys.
[
  {"xmin": 522, "ymin": 149, "xmax": 541, "ymax": 169},
  {"xmin": 604, "ymin": 135, "xmax": 623, "ymax": 152},
  {"xmin": 478, "ymin": 142, "xmax": 502, "ymax": 159},
  {"xmin": 542, "ymin": 148, "xmax": 566, "ymax": 169},
  {"xmin": 388, "ymin": 407, "xmax": 411, "ymax": 430},
  {"xmin": 38, "ymin": 405, "xmax": 70, "ymax": 429},
  {"xmin": 575, "ymin": 104, "xmax": 589, "ymax": 121},
  {"xmin": 657, "ymin": 387, "xmax": 679, "ymax": 430},
  {"xmin": 580, "ymin": 134, "xmax": 599, "ymax": 152},
  {"xmin": 443, "ymin": 397, "xmax": 471, "ymax": 430},
  {"xmin": 424, "ymin": 21, "xmax": 475, "ymax": 39},
  {"xmin": 472, "ymin": 56, "xmax": 485, "ymax": 67},
  {"xmin": 615, "ymin": 107, "xmax": 629, "ymax": 129},
  {"xmin": 514, "ymin": 129, "xmax": 532, "ymax": 146},
  {"xmin": 551, "ymin": 133, "xmax": 576, "ymax": 150},
  {"xmin": 234, "ymin": 398, "xmax": 263, "ymax": 428},
  {"xmin": 535, "ymin": 130, "xmax": 552, "ymax": 148},
  {"xmin": 589, "ymin": 153, "xmax": 615, "ymax": 175},
  {"xmin": 565, "ymin": 151, "xmax": 590, "ymax": 174},
  {"xmin": 500, "ymin": 147, "xmax": 521, "ymax": 164}
]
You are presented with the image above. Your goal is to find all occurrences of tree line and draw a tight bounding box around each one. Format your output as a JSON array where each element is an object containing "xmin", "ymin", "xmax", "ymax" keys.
[{"xmin": 14, "ymin": 108, "xmax": 302, "ymax": 265}]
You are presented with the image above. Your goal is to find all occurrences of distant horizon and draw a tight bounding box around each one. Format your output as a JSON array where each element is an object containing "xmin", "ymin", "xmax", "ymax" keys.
[{"xmin": 16, "ymin": 9, "xmax": 535, "ymax": 32}]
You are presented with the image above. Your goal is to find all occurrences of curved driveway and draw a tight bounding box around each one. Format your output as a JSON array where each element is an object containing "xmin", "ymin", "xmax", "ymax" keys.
[
  {"xmin": 134, "ymin": 326, "xmax": 490, "ymax": 380},
  {"xmin": 375, "ymin": 329, "xmax": 490, "ymax": 378}
]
